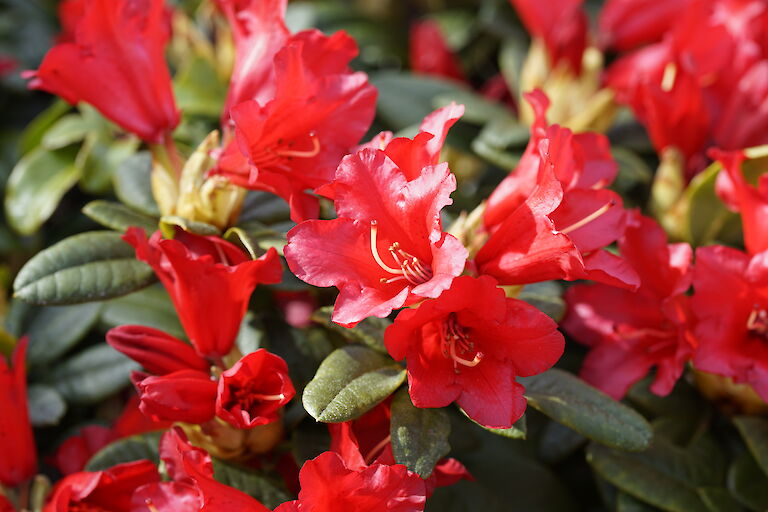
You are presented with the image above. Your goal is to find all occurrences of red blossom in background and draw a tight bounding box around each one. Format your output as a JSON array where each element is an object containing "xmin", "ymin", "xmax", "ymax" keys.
[
  {"xmin": 285, "ymin": 105, "xmax": 467, "ymax": 327},
  {"xmin": 563, "ymin": 212, "xmax": 695, "ymax": 399},
  {"xmin": 692, "ymin": 246, "xmax": 768, "ymax": 401},
  {"xmin": 25, "ymin": 0, "xmax": 179, "ymax": 143},
  {"xmin": 274, "ymin": 451, "xmax": 427, "ymax": 512},
  {"xmin": 124, "ymin": 227, "xmax": 282, "ymax": 359},
  {"xmin": 385, "ymin": 276, "xmax": 564, "ymax": 428},
  {"xmin": 598, "ymin": 0, "xmax": 689, "ymax": 51},
  {"xmin": 409, "ymin": 20, "xmax": 466, "ymax": 82},
  {"xmin": 0, "ymin": 338, "xmax": 36, "ymax": 489},
  {"xmin": 216, "ymin": 349, "xmax": 295, "ymax": 428}
]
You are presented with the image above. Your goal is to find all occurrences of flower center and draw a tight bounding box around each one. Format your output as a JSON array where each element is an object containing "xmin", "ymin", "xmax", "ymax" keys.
[
  {"xmin": 558, "ymin": 200, "xmax": 616, "ymax": 235},
  {"xmin": 370, "ymin": 220, "xmax": 433, "ymax": 286},
  {"xmin": 230, "ymin": 381, "xmax": 286, "ymax": 412},
  {"xmin": 747, "ymin": 308, "xmax": 768, "ymax": 340},
  {"xmin": 249, "ymin": 132, "xmax": 321, "ymax": 171},
  {"xmin": 441, "ymin": 313, "xmax": 483, "ymax": 373}
]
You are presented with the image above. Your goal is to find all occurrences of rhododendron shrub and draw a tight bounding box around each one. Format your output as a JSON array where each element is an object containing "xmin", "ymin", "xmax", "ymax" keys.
[{"xmin": 4, "ymin": 0, "xmax": 768, "ymax": 510}]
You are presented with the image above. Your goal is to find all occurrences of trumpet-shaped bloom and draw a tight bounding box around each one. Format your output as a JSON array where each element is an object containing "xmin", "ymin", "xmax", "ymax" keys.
[
  {"xmin": 132, "ymin": 370, "xmax": 218, "ymax": 424},
  {"xmin": 26, "ymin": 0, "xmax": 178, "ymax": 143},
  {"xmin": 106, "ymin": 325, "xmax": 211, "ymax": 375},
  {"xmin": 124, "ymin": 227, "xmax": 282, "ymax": 359},
  {"xmin": 385, "ymin": 276, "xmax": 564, "ymax": 428},
  {"xmin": 0, "ymin": 338, "xmax": 36, "ymax": 488}
]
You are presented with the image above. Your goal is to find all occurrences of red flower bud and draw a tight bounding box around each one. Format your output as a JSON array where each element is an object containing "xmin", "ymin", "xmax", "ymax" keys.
[
  {"xmin": 107, "ymin": 325, "xmax": 210, "ymax": 375},
  {"xmin": 133, "ymin": 370, "xmax": 217, "ymax": 424}
]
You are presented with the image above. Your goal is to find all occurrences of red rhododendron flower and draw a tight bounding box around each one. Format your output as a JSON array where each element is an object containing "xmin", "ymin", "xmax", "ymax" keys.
[
  {"xmin": 508, "ymin": 0, "xmax": 587, "ymax": 73},
  {"xmin": 44, "ymin": 460, "xmax": 159, "ymax": 512},
  {"xmin": 107, "ymin": 325, "xmax": 211, "ymax": 375},
  {"xmin": 385, "ymin": 275, "xmax": 564, "ymax": 428},
  {"xmin": 216, "ymin": 30, "xmax": 377, "ymax": 222},
  {"xmin": 713, "ymin": 149, "xmax": 768, "ymax": 255},
  {"xmin": 133, "ymin": 427, "xmax": 271, "ymax": 512},
  {"xmin": 124, "ymin": 227, "xmax": 282, "ymax": 359},
  {"xmin": 692, "ymin": 246, "xmax": 768, "ymax": 401},
  {"xmin": 409, "ymin": 20, "xmax": 466, "ymax": 82},
  {"xmin": 477, "ymin": 92, "xmax": 637, "ymax": 289},
  {"xmin": 274, "ymin": 451, "xmax": 427, "ymax": 512},
  {"xmin": 25, "ymin": 0, "xmax": 178, "ymax": 143},
  {"xmin": 132, "ymin": 369, "xmax": 218, "ymax": 424},
  {"xmin": 563, "ymin": 212, "xmax": 695, "ymax": 399},
  {"xmin": 0, "ymin": 495, "xmax": 14, "ymax": 512},
  {"xmin": 598, "ymin": 0, "xmax": 689, "ymax": 51},
  {"xmin": 285, "ymin": 105, "xmax": 468, "ymax": 327},
  {"xmin": 0, "ymin": 338, "xmax": 36, "ymax": 488},
  {"xmin": 328, "ymin": 402, "xmax": 471, "ymax": 497},
  {"xmin": 216, "ymin": 349, "xmax": 295, "ymax": 428}
]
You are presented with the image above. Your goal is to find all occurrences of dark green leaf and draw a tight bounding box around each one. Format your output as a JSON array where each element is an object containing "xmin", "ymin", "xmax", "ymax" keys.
[
  {"xmin": 433, "ymin": 90, "xmax": 511, "ymax": 125},
  {"xmin": 518, "ymin": 281, "xmax": 565, "ymax": 322},
  {"xmin": 523, "ymin": 369, "xmax": 652, "ymax": 451},
  {"xmin": 47, "ymin": 344, "xmax": 139, "ymax": 404},
  {"xmin": 5, "ymin": 147, "xmax": 80, "ymax": 235},
  {"xmin": 13, "ymin": 231, "xmax": 156, "ymax": 305},
  {"xmin": 461, "ymin": 407, "xmax": 526, "ymax": 440},
  {"xmin": 83, "ymin": 200, "xmax": 158, "ymax": 233},
  {"xmin": 113, "ymin": 152, "xmax": 160, "ymax": 217},
  {"xmin": 310, "ymin": 306, "xmax": 388, "ymax": 353},
  {"xmin": 697, "ymin": 487, "xmax": 743, "ymax": 512},
  {"xmin": 539, "ymin": 420, "xmax": 585, "ymax": 463},
  {"xmin": 25, "ymin": 303, "xmax": 102, "ymax": 365},
  {"xmin": 728, "ymin": 451, "xmax": 768, "ymax": 511},
  {"xmin": 390, "ymin": 389, "xmax": 451, "ymax": 478},
  {"xmin": 27, "ymin": 384, "xmax": 67, "ymax": 427},
  {"xmin": 86, "ymin": 432, "xmax": 162, "ymax": 471},
  {"xmin": 733, "ymin": 416, "xmax": 768, "ymax": 477},
  {"xmin": 212, "ymin": 459, "xmax": 291, "ymax": 509},
  {"xmin": 99, "ymin": 285, "xmax": 185, "ymax": 340},
  {"xmin": 302, "ymin": 345, "xmax": 405, "ymax": 422},
  {"xmin": 617, "ymin": 493, "xmax": 664, "ymax": 512}
]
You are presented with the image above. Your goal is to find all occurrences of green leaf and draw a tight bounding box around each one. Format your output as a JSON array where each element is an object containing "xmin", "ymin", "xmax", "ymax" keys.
[
  {"xmin": 159, "ymin": 215, "xmax": 220, "ymax": 237},
  {"xmin": 99, "ymin": 285, "xmax": 185, "ymax": 340},
  {"xmin": 728, "ymin": 451, "xmax": 768, "ymax": 511},
  {"xmin": 173, "ymin": 56, "xmax": 228, "ymax": 118},
  {"xmin": 390, "ymin": 389, "xmax": 451, "ymax": 478},
  {"xmin": 461, "ymin": 407, "xmax": 527, "ymax": 440},
  {"xmin": 212, "ymin": 459, "xmax": 291, "ymax": 509},
  {"xmin": 471, "ymin": 115, "xmax": 528, "ymax": 168},
  {"xmin": 433, "ymin": 90, "xmax": 511, "ymax": 125},
  {"xmin": 19, "ymin": 99, "xmax": 70, "ymax": 155},
  {"xmin": 5, "ymin": 147, "xmax": 80, "ymax": 235},
  {"xmin": 13, "ymin": 231, "xmax": 156, "ymax": 305},
  {"xmin": 46, "ymin": 344, "xmax": 139, "ymax": 404},
  {"xmin": 310, "ymin": 306, "xmax": 388, "ymax": 353},
  {"xmin": 618, "ymin": 493, "xmax": 664, "ymax": 512},
  {"xmin": 518, "ymin": 281, "xmax": 565, "ymax": 322},
  {"xmin": 539, "ymin": 420, "xmax": 585, "ymax": 463},
  {"xmin": 25, "ymin": 303, "xmax": 102, "ymax": 366},
  {"xmin": 86, "ymin": 432, "xmax": 162, "ymax": 471},
  {"xmin": 697, "ymin": 487, "xmax": 743, "ymax": 512},
  {"xmin": 40, "ymin": 113, "xmax": 97, "ymax": 150},
  {"xmin": 27, "ymin": 384, "xmax": 67, "ymax": 427},
  {"xmin": 523, "ymin": 369, "xmax": 652, "ymax": 451},
  {"xmin": 587, "ymin": 443, "xmax": 709, "ymax": 512},
  {"xmin": 302, "ymin": 345, "xmax": 406, "ymax": 422},
  {"xmin": 682, "ymin": 161, "xmax": 736, "ymax": 247},
  {"xmin": 733, "ymin": 416, "xmax": 768, "ymax": 477},
  {"xmin": 77, "ymin": 133, "xmax": 140, "ymax": 194},
  {"xmin": 113, "ymin": 152, "xmax": 160, "ymax": 217},
  {"xmin": 83, "ymin": 200, "xmax": 158, "ymax": 233},
  {"xmin": 370, "ymin": 71, "xmax": 469, "ymax": 130}
]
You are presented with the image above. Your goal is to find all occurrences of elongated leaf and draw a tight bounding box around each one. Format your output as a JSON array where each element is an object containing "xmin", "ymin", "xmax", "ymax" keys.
[
  {"xmin": 390, "ymin": 389, "xmax": 451, "ymax": 478},
  {"xmin": 41, "ymin": 113, "xmax": 97, "ymax": 150},
  {"xmin": 523, "ymin": 369, "xmax": 652, "ymax": 451},
  {"xmin": 302, "ymin": 345, "xmax": 406, "ymax": 422},
  {"xmin": 77, "ymin": 133, "xmax": 140, "ymax": 194},
  {"xmin": 588, "ymin": 443, "xmax": 709, "ymax": 512},
  {"xmin": 86, "ymin": 432, "xmax": 162, "ymax": 471},
  {"xmin": 5, "ymin": 147, "xmax": 80, "ymax": 235},
  {"xmin": 728, "ymin": 451, "xmax": 768, "ymax": 511},
  {"xmin": 310, "ymin": 306, "xmax": 388, "ymax": 353},
  {"xmin": 47, "ymin": 344, "xmax": 139, "ymax": 404},
  {"xmin": 461, "ymin": 407, "xmax": 527, "ymax": 440},
  {"xmin": 733, "ymin": 416, "xmax": 768, "ymax": 477},
  {"xmin": 696, "ymin": 487, "xmax": 743, "ymax": 512},
  {"xmin": 19, "ymin": 99, "xmax": 70, "ymax": 155},
  {"xmin": 159, "ymin": 215, "xmax": 220, "ymax": 237},
  {"xmin": 13, "ymin": 231, "xmax": 156, "ymax": 305},
  {"xmin": 618, "ymin": 493, "xmax": 664, "ymax": 512},
  {"xmin": 683, "ymin": 161, "xmax": 735, "ymax": 247},
  {"xmin": 25, "ymin": 303, "xmax": 102, "ymax": 366},
  {"xmin": 83, "ymin": 200, "xmax": 158, "ymax": 233},
  {"xmin": 113, "ymin": 152, "xmax": 160, "ymax": 216},
  {"xmin": 99, "ymin": 285, "xmax": 185, "ymax": 340},
  {"xmin": 212, "ymin": 459, "xmax": 291, "ymax": 509},
  {"xmin": 27, "ymin": 384, "xmax": 67, "ymax": 427},
  {"xmin": 518, "ymin": 282, "xmax": 565, "ymax": 322}
]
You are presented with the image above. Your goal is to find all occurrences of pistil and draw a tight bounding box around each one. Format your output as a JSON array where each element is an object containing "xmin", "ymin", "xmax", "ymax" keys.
[
  {"xmin": 442, "ymin": 314, "xmax": 483, "ymax": 373},
  {"xmin": 559, "ymin": 200, "xmax": 616, "ymax": 235}
]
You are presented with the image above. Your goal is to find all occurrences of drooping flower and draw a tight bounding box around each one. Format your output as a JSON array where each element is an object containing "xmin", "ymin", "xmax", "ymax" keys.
[
  {"xmin": 44, "ymin": 460, "xmax": 159, "ymax": 512},
  {"xmin": 284, "ymin": 105, "xmax": 468, "ymax": 327},
  {"xmin": 0, "ymin": 338, "xmax": 36, "ymax": 488},
  {"xmin": 713, "ymin": 149, "xmax": 768, "ymax": 255},
  {"xmin": 25, "ymin": 0, "xmax": 179, "ymax": 143},
  {"xmin": 328, "ymin": 401, "xmax": 471, "ymax": 497},
  {"xmin": 124, "ymin": 227, "xmax": 282, "ymax": 359},
  {"xmin": 216, "ymin": 349, "xmax": 295, "ymax": 429},
  {"xmin": 216, "ymin": 29, "xmax": 377, "ymax": 222},
  {"xmin": 132, "ymin": 369, "xmax": 218, "ymax": 424},
  {"xmin": 273, "ymin": 451, "xmax": 427, "ymax": 512},
  {"xmin": 563, "ymin": 212, "xmax": 695, "ymax": 399},
  {"xmin": 691, "ymin": 245, "xmax": 768, "ymax": 401},
  {"xmin": 107, "ymin": 325, "xmax": 211, "ymax": 375},
  {"xmin": 384, "ymin": 275, "xmax": 564, "ymax": 428}
]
